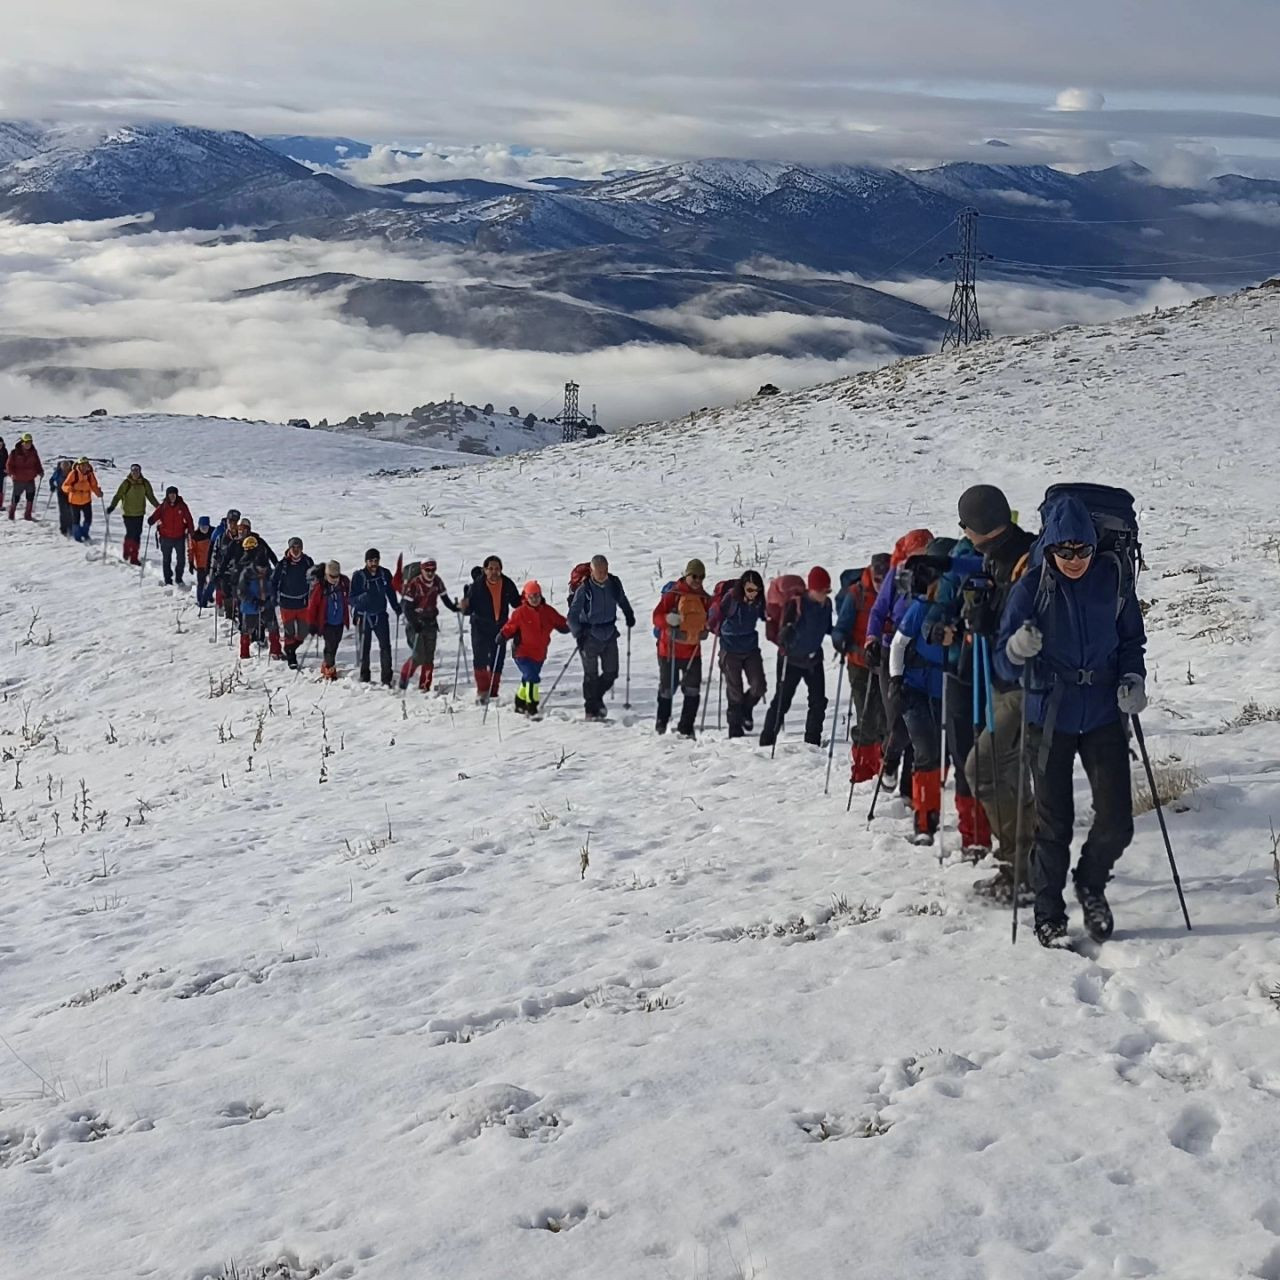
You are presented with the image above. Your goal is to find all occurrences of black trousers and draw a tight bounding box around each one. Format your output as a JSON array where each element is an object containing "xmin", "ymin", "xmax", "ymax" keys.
[
  {"xmin": 358, "ymin": 614, "xmax": 393, "ymax": 683},
  {"xmin": 900, "ymin": 686, "xmax": 942, "ymax": 772},
  {"xmin": 1028, "ymin": 717, "xmax": 1134, "ymax": 924},
  {"xmin": 848, "ymin": 661, "xmax": 885, "ymax": 748},
  {"xmin": 721, "ymin": 649, "xmax": 766, "ymax": 737},
  {"xmin": 322, "ymin": 624, "xmax": 344, "ymax": 669},
  {"xmin": 160, "ymin": 536, "xmax": 186, "ymax": 584},
  {"xmin": 656, "ymin": 651, "xmax": 702, "ymax": 733},
  {"xmin": 581, "ymin": 633, "xmax": 620, "ymax": 711},
  {"xmin": 944, "ymin": 674, "xmax": 976, "ymax": 799},
  {"xmin": 759, "ymin": 655, "xmax": 826, "ymax": 747}
]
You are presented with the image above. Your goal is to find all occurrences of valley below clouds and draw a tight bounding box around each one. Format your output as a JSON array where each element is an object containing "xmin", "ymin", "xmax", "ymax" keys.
[{"xmin": 0, "ymin": 218, "xmax": 1210, "ymax": 427}]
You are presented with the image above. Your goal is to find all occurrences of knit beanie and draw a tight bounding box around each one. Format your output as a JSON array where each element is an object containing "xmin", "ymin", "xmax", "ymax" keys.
[
  {"xmin": 807, "ymin": 566, "xmax": 832, "ymax": 593},
  {"xmin": 958, "ymin": 484, "xmax": 1012, "ymax": 536},
  {"xmin": 684, "ymin": 558, "xmax": 706, "ymax": 578}
]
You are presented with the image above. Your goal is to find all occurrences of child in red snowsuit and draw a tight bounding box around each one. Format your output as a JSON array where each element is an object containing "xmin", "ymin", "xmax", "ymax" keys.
[{"xmin": 499, "ymin": 581, "xmax": 569, "ymax": 715}]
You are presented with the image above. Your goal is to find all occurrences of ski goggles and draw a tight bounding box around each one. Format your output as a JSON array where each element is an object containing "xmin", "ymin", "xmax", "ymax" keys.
[{"xmin": 1050, "ymin": 543, "xmax": 1095, "ymax": 562}]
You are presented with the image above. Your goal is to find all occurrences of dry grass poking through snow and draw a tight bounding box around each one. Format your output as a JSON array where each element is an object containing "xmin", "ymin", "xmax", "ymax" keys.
[{"xmin": 1132, "ymin": 757, "xmax": 1207, "ymax": 815}]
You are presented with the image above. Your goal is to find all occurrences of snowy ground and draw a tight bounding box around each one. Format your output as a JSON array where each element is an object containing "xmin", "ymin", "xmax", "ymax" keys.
[{"xmin": 2, "ymin": 288, "xmax": 1280, "ymax": 1280}]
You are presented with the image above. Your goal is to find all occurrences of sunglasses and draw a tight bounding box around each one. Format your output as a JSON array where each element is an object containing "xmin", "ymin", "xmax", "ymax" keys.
[{"xmin": 1052, "ymin": 544, "xmax": 1095, "ymax": 562}]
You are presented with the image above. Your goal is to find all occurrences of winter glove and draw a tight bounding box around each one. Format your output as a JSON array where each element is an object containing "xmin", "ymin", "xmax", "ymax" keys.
[
  {"xmin": 665, "ymin": 611, "xmax": 681, "ymax": 628},
  {"xmin": 1117, "ymin": 675, "xmax": 1148, "ymax": 715},
  {"xmin": 624, "ymin": 613, "xmax": 636, "ymax": 629},
  {"xmin": 887, "ymin": 675, "xmax": 904, "ymax": 698},
  {"xmin": 1005, "ymin": 623, "xmax": 1043, "ymax": 664},
  {"xmin": 830, "ymin": 631, "xmax": 848, "ymax": 655},
  {"xmin": 864, "ymin": 636, "xmax": 883, "ymax": 666},
  {"xmin": 779, "ymin": 623, "xmax": 796, "ymax": 650}
]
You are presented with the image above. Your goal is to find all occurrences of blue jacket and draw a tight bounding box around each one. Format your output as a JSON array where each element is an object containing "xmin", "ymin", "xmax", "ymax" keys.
[
  {"xmin": 781, "ymin": 596, "xmax": 831, "ymax": 668},
  {"xmin": 350, "ymin": 567, "xmax": 401, "ymax": 620},
  {"xmin": 272, "ymin": 553, "xmax": 315, "ymax": 608},
  {"xmin": 995, "ymin": 495, "xmax": 1147, "ymax": 734},
  {"xmin": 714, "ymin": 590, "xmax": 765, "ymax": 655},
  {"xmin": 927, "ymin": 538, "xmax": 981, "ymax": 679},
  {"xmin": 50, "ymin": 465, "xmax": 68, "ymax": 493},
  {"xmin": 895, "ymin": 598, "xmax": 946, "ymax": 699},
  {"xmin": 568, "ymin": 574, "xmax": 635, "ymax": 643},
  {"xmin": 237, "ymin": 565, "xmax": 275, "ymax": 617}
]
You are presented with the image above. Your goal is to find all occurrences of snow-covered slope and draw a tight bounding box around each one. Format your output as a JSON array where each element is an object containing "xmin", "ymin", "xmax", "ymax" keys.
[
  {"xmin": 3, "ymin": 288, "xmax": 1280, "ymax": 1280},
  {"xmin": 317, "ymin": 402, "xmax": 569, "ymax": 456}
]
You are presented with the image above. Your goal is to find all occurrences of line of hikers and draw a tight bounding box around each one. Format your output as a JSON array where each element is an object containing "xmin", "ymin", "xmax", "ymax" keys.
[{"xmin": 8, "ymin": 436, "xmax": 1151, "ymax": 947}]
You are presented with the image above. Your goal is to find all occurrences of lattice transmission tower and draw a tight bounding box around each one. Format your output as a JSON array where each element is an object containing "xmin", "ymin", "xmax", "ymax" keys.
[
  {"xmin": 560, "ymin": 381, "xmax": 582, "ymax": 442},
  {"xmin": 940, "ymin": 208, "xmax": 991, "ymax": 352}
]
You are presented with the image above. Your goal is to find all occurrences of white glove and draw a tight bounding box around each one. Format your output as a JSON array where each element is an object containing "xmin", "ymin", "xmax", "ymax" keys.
[
  {"xmin": 1117, "ymin": 674, "xmax": 1147, "ymax": 715},
  {"xmin": 1006, "ymin": 623, "xmax": 1043, "ymax": 664},
  {"xmin": 665, "ymin": 611, "xmax": 681, "ymax": 628}
]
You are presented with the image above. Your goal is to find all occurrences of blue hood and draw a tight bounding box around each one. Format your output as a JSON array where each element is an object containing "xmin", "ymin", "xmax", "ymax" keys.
[{"xmin": 1041, "ymin": 495, "xmax": 1097, "ymax": 548}]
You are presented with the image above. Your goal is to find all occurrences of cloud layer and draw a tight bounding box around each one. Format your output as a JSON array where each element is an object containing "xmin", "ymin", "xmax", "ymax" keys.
[
  {"xmin": 0, "ymin": 219, "xmax": 1222, "ymax": 430},
  {"xmin": 4, "ymin": 2, "xmax": 1280, "ymax": 176}
]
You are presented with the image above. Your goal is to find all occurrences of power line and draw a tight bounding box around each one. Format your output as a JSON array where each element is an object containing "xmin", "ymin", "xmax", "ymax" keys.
[
  {"xmin": 991, "ymin": 246, "xmax": 1280, "ymax": 272},
  {"xmin": 981, "ymin": 211, "xmax": 1213, "ymax": 226},
  {"xmin": 876, "ymin": 215, "xmax": 959, "ymax": 277}
]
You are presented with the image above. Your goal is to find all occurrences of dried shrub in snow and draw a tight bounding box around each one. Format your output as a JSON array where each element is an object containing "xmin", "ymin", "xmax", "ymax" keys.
[
  {"xmin": 1133, "ymin": 760, "xmax": 1206, "ymax": 815},
  {"xmin": 1228, "ymin": 700, "xmax": 1280, "ymax": 728}
]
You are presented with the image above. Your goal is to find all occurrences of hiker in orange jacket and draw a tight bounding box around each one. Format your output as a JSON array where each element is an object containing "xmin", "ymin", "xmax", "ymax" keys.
[
  {"xmin": 61, "ymin": 458, "xmax": 102, "ymax": 542},
  {"xmin": 653, "ymin": 558, "xmax": 712, "ymax": 737},
  {"xmin": 500, "ymin": 581, "xmax": 569, "ymax": 715}
]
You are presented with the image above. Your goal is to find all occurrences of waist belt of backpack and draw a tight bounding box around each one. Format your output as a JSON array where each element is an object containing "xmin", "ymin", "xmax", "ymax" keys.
[{"xmin": 1037, "ymin": 665, "xmax": 1096, "ymax": 769}]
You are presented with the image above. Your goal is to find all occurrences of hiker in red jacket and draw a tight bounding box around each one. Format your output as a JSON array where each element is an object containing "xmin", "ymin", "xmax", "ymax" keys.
[
  {"xmin": 500, "ymin": 580, "xmax": 569, "ymax": 715},
  {"xmin": 307, "ymin": 560, "xmax": 350, "ymax": 680},
  {"xmin": 5, "ymin": 434, "xmax": 43, "ymax": 521},
  {"xmin": 148, "ymin": 486, "xmax": 195, "ymax": 586},
  {"xmin": 653, "ymin": 558, "xmax": 712, "ymax": 737},
  {"xmin": 399, "ymin": 559, "xmax": 458, "ymax": 692}
]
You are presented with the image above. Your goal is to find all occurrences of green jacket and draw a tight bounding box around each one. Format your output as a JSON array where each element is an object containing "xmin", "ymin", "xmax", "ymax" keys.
[{"xmin": 108, "ymin": 476, "xmax": 158, "ymax": 517}]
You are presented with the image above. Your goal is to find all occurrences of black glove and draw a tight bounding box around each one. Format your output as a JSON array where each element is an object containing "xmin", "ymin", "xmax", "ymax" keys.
[
  {"xmin": 830, "ymin": 631, "xmax": 848, "ymax": 655},
  {"xmin": 779, "ymin": 623, "xmax": 796, "ymax": 650},
  {"xmin": 887, "ymin": 674, "xmax": 904, "ymax": 697},
  {"xmin": 864, "ymin": 636, "xmax": 883, "ymax": 666}
]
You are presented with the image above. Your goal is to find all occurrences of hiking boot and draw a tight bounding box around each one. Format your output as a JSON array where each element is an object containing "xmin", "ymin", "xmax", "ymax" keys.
[
  {"xmin": 1035, "ymin": 917, "xmax": 1070, "ymax": 949},
  {"xmin": 285, "ymin": 648, "xmax": 298, "ymax": 670},
  {"xmin": 878, "ymin": 765, "xmax": 898, "ymax": 790},
  {"xmin": 1074, "ymin": 878, "xmax": 1114, "ymax": 942},
  {"xmin": 961, "ymin": 845, "xmax": 992, "ymax": 864},
  {"xmin": 398, "ymin": 674, "xmax": 409, "ymax": 691},
  {"xmin": 973, "ymin": 866, "xmax": 1034, "ymax": 907},
  {"xmin": 910, "ymin": 831, "xmax": 935, "ymax": 848}
]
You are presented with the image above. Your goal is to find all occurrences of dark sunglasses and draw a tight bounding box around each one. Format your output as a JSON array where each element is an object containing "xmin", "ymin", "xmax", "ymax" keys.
[{"xmin": 1052, "ymin": 544, "xmax": 1095, "ymax": 562}]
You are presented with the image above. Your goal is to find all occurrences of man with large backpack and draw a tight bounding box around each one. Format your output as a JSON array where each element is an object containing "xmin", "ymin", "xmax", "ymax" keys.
[
  {"xmin": 236, "ymin": 538, "xmax": 283, "ymax": 660},
  {"xmin": 567, "ymin": 555, "xmax": 635, "ymax": 720},
  {"xmin": 707, "ymin": 570, "xmax": 766, "ymax": 738},
  {"xmin": 832, "ymin": 553, "xmax": 891, "ymax": 781},
  {"xmin": 956, "ymin": 485, "xmax": 1038, "ymax": 900},
  {"xmin": 350, "ymin": 548, "xmax": 402, "ymax": 686},
  {"xmin": 996, "ymin": 487, "xmax": 1147, "ymax": 947},
  {"xmin": 653, "ymin": 559, "xmax": 712, "ymax": 737},
  {"xmin": 759, "ymin": 567, "xmax": 833, "ymax": 749},
  {"xmin": 307, "ymin": 560, "xmax": 350, "ymax": 680}
]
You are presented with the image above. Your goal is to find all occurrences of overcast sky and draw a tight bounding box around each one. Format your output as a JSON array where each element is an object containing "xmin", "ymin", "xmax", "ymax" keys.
[{"xmin": 4, "ymin": 1, "xmax": 1280, "ymax": 179}]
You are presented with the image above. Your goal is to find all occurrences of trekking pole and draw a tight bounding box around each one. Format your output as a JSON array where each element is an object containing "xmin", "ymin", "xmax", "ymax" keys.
[
  {"xmin": 770, "ymin": 655, "xmax": 789, "ymax": 760},
  {"xmin": 623, "ymin": 627, "xmax": 632, "ymax": 709},
  {"xmin": 824, "ymin": 657, "xmax": 846, "ymax": 796},
  {"xmin": 847, "ymin": 671, "xmax": 876, "ymax": 813},
  {"xmin": 101, "ymin": 501, "xmax": 110, "ymax": 563},
  {"xmin": 138, "ymin": 525, "xmax": 152, "ymax": 584},
  {"xmin": 481, "ymin": 643, "xmax": 505, "ymax": 726},
  {"xmin": 393, "ymin": 612, "xmax": 401, "ymax": 667},
  {"xmin": 539, "ymin": 646, "xmax": 580, "ymax": 713},
  {"xmin": 938, "ymin": 670, "xmax": 949, "ymax": 863},
  {"xmin": 716, "ymin": 663, "xmax": 723, "ymax": 731},
  {"xmin": 865, "ymin": 755, "xmax": 887, "ymax": 824},
  {"xmin": 699, "ymin": 637, "xmax": 718, "ymax": 733},
  {"xmin": 844, "ymin": 668, "xmax": 856, "ymax": 741},
  {"xmin": 1131, "ymin": 713, "xmax": 1193, "ymax": 931},
  {"xmin": 451, "ymin": 614, "xmax": 465, "ymax": 702},
  {"xmin": 1011, "ymin": 664, "xmax": 1031, "ymax": 944}
]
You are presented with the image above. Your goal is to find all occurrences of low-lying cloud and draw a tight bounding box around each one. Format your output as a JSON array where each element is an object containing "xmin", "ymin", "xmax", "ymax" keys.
[{"xmin": 0, "ymin": 218, "xmax": 1225, "ymax": 431}]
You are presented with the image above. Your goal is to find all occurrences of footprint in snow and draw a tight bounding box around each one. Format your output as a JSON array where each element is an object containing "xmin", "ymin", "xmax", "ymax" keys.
[{"xmin": 1168, "ymin": 1101, "xmax": 1220, "ymax": 1156}]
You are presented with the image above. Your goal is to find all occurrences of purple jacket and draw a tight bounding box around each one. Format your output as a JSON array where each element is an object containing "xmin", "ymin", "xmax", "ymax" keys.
[{"xmin": 866, "ymin": 571, "xmax": 911, "ymax": 643}]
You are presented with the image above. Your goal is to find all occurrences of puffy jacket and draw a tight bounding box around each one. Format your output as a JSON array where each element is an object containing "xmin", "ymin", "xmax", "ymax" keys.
[
  {"xmin": 148, "ymin": 496, "xmax": 194, "ymax": 540},
  {"xmin": 995, "ymin": 495, "xmax": 1147, "ymax": 735},
  {"xmin": 188, "ymin": 529, "xmax": 212, "ymax": 570},
  {"xmin": 866, "ymin": 529, "xmax": 933, "ymax": 642},
  {"xmin": 307, "ymin": 576, "xmax": 350, "ymax": 631},
  {"xmin": 714, "ymin": 588, "xmax": 765, "ymax": 655},
  {"xmin": 891, "ymin": 598, "xmax": 946, "ymax": 700},
  {"xmin": 463, "ymin": 573, "xmax": 520, "ymax": 640},
  {"xmin": 832, "ymin": 566, "xmax": 881, "ymax": 666},
  {"xmin": 61, "ymin": 465, "xmax": 101, "ymax": 506},
  {"xmin": 779, "ymin": 595, "xmax": 832, "ymax": 668},
  {"xmin": 501, "ymin": 601, "xmax": 569, "ymax": 662},
  {"xmin": 109, "ymin": 475, "xmax": 158, "ymax": 517},
  {"xmin": 7, "ymin": 443, "xmax": 44, "ymax": 485},
  {"xmin": 654, "ymin": 580, "xmax": 711, "ymax": 661},
  {"xmin": 568, "ymin": 574, "xmax": 636, "ymax": 643},
  {"xmin": 272, "ymin": 552, "xmax": 316, "ymax": 608},
  {"xmin": 237, "ymin": 564, "xmax": 276, "ymax": 616},
  {"xmin": 350, "ymin": 566, "xmax": 401, "ymax": 620}
]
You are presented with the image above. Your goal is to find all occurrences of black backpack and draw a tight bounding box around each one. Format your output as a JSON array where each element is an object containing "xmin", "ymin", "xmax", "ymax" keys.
[{"xmin": 1030, "ymin": 483, "xmax": 1142, "ymax": 619}]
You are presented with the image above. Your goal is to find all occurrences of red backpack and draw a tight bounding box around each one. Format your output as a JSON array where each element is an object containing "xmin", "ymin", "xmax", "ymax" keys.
[
  {"xmin": 568, "ymin": 562, "xmax": 592, "ymax": 600},
  {"xmin": 706, "ymin": 578, "xmax": 738, "ymax": 635},
  {"xmin": 765, "ymin": 574, "xmax": 806, "ymax": 645}
]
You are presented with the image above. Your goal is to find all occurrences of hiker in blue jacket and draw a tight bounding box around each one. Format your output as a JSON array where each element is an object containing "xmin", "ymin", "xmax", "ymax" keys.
[
  {"xmin": 350, "ymin": 547, "xmax": 402, "ymax": 686},
  {"xmin": 996, "ymin": 493, "xmax": 1147, "ymax": 948},
  {"xmin": 759, "ymin": 567, "xmax": 832, "ymax": 749},
  {"xmin": 568, "ymin": 555, "xmax": 635, "ymax": 720},
  {"xmin": 711, "ymin": 569, "xmax": 767, "ymax": 738}
]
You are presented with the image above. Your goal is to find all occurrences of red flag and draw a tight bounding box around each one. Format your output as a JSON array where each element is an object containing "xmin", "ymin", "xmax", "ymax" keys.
[{"xmin": 392, "ymin": 552, "xmax": 404, "ymax": 592}]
